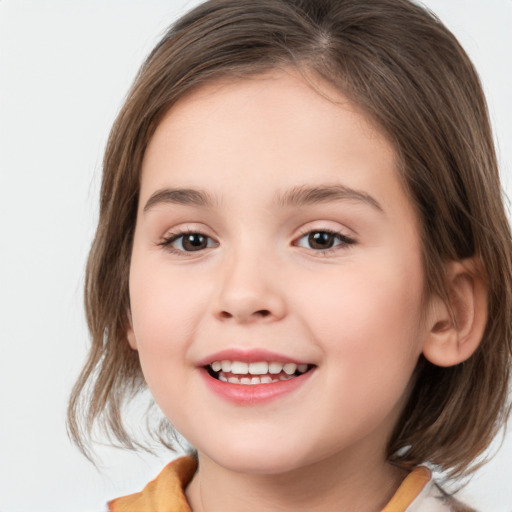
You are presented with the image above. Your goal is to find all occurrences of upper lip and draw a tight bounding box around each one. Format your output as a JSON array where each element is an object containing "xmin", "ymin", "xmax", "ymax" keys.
[{"xmin": 196, "ymin": 348, "xmax": 311, "ymax": 367}]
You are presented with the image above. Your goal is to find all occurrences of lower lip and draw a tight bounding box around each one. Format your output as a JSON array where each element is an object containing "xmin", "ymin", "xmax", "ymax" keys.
[{"xmin": 200, "ymin": 369, "xmax": 314, "ymax": 405}]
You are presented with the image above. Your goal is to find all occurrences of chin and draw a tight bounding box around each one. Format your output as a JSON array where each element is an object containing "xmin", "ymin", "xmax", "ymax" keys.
[
  {"xmin": 197, "ymin": 437, "xmax": 314, "ymax": 476},
  {"xmin": 216, "ymin": 456, "xmax": 305, "ymax": 476}
]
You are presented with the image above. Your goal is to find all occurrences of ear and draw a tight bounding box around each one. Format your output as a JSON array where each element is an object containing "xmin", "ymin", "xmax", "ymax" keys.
[
  {"xmin": 422, "ymin": 258, "xmax": 487, "ymax": 367},
  {"xmin": 126, "ymin": 310, "xmax": 138, "ymax": 351}
]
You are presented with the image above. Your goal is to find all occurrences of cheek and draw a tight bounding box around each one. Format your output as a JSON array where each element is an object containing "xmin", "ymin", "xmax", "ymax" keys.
[
  {"xmin": 294, "ymin": 257, "xmax": 425, "ymax": 370},
  {"xmin": 128, "ymin": 261, "xmax": 212, "ymax": 360},
  {"xmin": 128, "ymin": 266, "xmax": 210, "ymax": 412},
  {"xmin": 293, "ymin": 264, "xmax": 425, "ymax": 442}
]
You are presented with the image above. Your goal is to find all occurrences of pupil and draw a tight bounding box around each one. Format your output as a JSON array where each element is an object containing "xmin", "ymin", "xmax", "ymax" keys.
[
  {"xmin": 309, "ymin": 232, "xmax": 334, "ymax": 249},
  {"xmin": 183, "ymin": 234, "xmax": 206, "ymax": 251}
]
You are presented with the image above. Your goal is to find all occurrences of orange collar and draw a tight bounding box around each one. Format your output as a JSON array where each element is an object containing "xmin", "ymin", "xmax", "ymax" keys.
[
  {"xmin": 382, "ymin": 466, "xmax": 431, "ymax": 511},
  {"xmin": 108, "ymin": 456, "xmax": 431, "ymax": 512},
  {"xmin": 108, "ymin": 456, "xmax": 196, "ymax": 512}
]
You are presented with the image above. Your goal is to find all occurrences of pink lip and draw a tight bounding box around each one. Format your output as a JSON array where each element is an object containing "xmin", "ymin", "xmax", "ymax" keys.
[
  {"xmin": 196, "ymin": 348, "xmax": 310, "ymax": 367},
  {"xmin": 199, "ymin": 367, "xmax": 314, "ymax": 405}
]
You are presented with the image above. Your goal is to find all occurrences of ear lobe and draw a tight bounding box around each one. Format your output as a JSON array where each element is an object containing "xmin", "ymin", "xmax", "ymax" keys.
[
  {"xmin": 422, "ymin": 259, "xmax": 487, "ymax": 367},
  {"xmin": 126, "ymin": 311, "xmax": 138, "ymax": 351}
]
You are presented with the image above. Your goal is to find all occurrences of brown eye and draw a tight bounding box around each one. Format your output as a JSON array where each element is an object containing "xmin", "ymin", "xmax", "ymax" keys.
[
  {"xmin": 308, "ymin": 231, "xmax": 336, "ymax": 250},
  {"xmin": 181, "ymin": 233, "xmax": 208, "ymax": 251},
  {"xmin": 161, "ymin": 232, "xmax": 217, "ymax": 253},
  {"xmin": 296, "ymin": 230, "xmax": 355, "ymax": 252}
]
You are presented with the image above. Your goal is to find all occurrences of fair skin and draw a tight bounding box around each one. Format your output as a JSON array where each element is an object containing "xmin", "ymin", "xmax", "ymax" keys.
[{"xmin": 126, "ymin": 70, "xmax": 478, "ymax": 511}]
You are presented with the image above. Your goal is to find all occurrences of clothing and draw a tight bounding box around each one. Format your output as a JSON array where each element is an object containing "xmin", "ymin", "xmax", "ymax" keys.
[{"xmin": 108, "ymin": 456, "xmax": 475, "ymax": 512}]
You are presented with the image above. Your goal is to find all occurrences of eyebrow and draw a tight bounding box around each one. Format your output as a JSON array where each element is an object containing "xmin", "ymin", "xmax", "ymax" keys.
[
  {"xmin": 143, "ymin": 184, "xmax": 383, "ymax": 213},
  {"xmin": 273, "ymin": 184, "xmax": 383, "ymax": 212},
  {"xmin": 143, "ymin": 188, "xmax": 215, "ymax": 212}
]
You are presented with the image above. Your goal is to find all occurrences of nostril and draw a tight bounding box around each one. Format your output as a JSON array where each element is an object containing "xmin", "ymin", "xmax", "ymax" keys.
[{"xmin": 218, "ymin": 309, "xmax": 271, "ymax": 320}]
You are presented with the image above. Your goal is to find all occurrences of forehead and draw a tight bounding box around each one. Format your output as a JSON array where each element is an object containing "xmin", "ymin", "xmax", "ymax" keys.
[
  {"xmin": 140, "ymin": 69, "xmax": 408, "ymax": 219},
  {"xmin": 148, "ymin": 70, "xmax": 388, "ymax": 155}
]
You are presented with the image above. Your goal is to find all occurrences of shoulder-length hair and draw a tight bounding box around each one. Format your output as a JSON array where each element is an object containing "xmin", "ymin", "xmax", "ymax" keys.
[{"xmin": 68, "ymin": 0, "xmax": 512, "ymax": 478}]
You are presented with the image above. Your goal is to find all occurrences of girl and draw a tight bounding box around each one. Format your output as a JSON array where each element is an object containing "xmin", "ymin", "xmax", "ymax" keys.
[{"xmin": 68, "ymin": 0, "xmax": 512, "ymax": 510}]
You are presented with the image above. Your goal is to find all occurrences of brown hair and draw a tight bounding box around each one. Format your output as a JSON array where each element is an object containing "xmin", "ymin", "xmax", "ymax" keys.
[{"xmin": 68, "ymin": 0, "xmax": 512, "ymax": 477}]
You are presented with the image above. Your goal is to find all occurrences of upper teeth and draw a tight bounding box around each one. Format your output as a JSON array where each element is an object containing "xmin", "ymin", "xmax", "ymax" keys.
[{"xmin": 210, "ymin": 360, "xmax": 309, "ymax": 375}]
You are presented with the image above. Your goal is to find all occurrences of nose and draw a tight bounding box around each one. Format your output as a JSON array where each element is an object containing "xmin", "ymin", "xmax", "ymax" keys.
[{"xmin": 212, "ymin": 249, "xmax": 287, "ymax": 324}]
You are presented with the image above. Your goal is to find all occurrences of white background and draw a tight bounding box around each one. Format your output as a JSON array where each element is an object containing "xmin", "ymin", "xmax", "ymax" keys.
[{"xmin": 0, "ymin": 1, "xmax": 511, "ymax": 510}]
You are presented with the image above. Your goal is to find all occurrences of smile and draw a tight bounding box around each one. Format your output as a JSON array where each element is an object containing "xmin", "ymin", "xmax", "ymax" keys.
[{"xmin": 207, "ymin": 360, "xmax": 312, "ymax": 385}]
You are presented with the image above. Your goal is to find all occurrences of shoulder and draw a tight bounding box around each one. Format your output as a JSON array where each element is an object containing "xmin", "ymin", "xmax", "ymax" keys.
[
  {"xmin": 384, "ymin": 466, "xmax": 476, "ymax": 512},
  {"xmin": 107, "ymin": 456, "xmax": 197, "ymax": 512},
  {"xmin": 406, "ymin": 470, "xmax": 476, "ymax": 512}
]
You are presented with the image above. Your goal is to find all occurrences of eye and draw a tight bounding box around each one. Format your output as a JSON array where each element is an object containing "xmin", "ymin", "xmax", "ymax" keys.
[
  {"xmin": 159, "ymin": 231, "xmax": 218, "ymax": 253},
  {"xmin": 295, "ymin": 229, "xmax": 355, "ymax": 251}
]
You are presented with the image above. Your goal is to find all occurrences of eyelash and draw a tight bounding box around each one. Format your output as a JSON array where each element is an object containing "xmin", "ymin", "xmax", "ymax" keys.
[
  {"xmin": 295, "ymin": 228, "xmax": 356, "ymax": 255},
  {"xmin": 157, "ymin": 230, "xmax": 218, "ymax": 255},
  {"xmin": 157, "ymin": 228, "xmax": 356, "ymax": 256}
]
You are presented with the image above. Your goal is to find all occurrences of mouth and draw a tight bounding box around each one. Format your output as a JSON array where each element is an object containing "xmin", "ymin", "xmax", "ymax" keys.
[{"xmin": 205, "ymin": 360, "xmax": 314, "ymax": 385}]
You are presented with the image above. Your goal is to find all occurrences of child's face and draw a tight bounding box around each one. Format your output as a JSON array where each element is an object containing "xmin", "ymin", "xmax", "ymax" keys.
[{"xmin": 127, "ymin": 70, "xmax": 432, "ymax": 475}]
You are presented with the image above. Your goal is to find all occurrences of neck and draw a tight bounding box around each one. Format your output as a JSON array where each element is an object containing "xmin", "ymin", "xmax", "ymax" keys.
[{"xmin": 186, "ymin": 448, "xmax": 407, "ymax": 512}]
